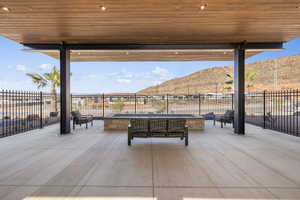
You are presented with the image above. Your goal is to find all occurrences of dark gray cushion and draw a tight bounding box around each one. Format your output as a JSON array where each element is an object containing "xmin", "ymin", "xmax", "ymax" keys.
[
  {"xmin": 168, "ymin": 119, "xmax": 186, "ymax": 133},
  {"xmin": 130, "ymin": 119, "xmax": 148, "ymax": 132},
  {"xmin": 149, "ymin": 119, "xmax": 167, "ymax": 132}
]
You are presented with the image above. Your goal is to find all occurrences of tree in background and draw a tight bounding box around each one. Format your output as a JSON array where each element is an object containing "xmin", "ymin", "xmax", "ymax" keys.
[
  {"xmin": 27, "ymin": 66, "xmax": 60, "ymax": 114},
  {"xmin": 224, "ymin": 73, "xmax": 234, "ymax": 93},
  {"xmin": 224, "ymin": 70, "xmax": 257, "ymax": 92},
  {"xmin": 245, "ymin": 71, "xmax": 256, "ymax": 91}
]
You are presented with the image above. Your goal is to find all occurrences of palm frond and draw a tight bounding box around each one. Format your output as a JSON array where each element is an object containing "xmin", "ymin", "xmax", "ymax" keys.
[
  {"xmin": 226, "ymin": 73, "xmax": 233, "ymax": 78},
  {"xmin": 26, "ymin": 73, "xmax": 48, "ymax": 89}
]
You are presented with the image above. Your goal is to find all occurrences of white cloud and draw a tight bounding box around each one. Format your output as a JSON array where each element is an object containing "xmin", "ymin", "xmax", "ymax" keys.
[
  {"xmin": 152, "ymin": 66, "xmax": 168, "ymax": 75},
  {"xmin": 16, "ymin": 65, "xmax": 28, "ymax": 72},
  {"xmin": 117, "ymin": 79, "xmax": 131, "ymax": 83},
  {"xmin": 108, "ymin": 68, "xmax": 134, "ymax": 79},
  {"xmin": 151, "ymin": 66, "xmax": 173, "ymax": 80},
  {"xmin": 104, "ymin": 67, "xmax": 174, "ymax": 89},
  {"xmin": 39, "ymin": 63, "xmax": 53, "ymax": 70}
]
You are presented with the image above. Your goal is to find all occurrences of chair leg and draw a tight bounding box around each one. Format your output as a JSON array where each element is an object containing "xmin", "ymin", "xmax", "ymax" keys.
[
  {"xmin": 73, "ymin": 122, "xmax": 75, "ymax": 130},
  {"xmin": 213, "ymin": 120, "xmax": 216, "ymax": 126},
  {"xmin": 221, "ymin": 122, "xmax": 223, "ymax": 128},
  {"xmin": 86, "ymin": 123, "xmax": 88, "ymax": 129},
  {"xmin": 185, "ymin": 133, "xmax": 188, "ymax": 146},
  {"xmin": 128, "ymin": 133, "xmax": 131, "ymax": 146}
]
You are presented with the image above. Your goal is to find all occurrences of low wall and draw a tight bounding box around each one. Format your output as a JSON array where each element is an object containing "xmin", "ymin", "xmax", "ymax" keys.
[{"xmin": 104, "ymin": 118, "xmax": 204, "ymax": 131}]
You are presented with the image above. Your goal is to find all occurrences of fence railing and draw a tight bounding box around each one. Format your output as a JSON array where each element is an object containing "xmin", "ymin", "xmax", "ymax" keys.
[
  {"xmin": 0, "ymin": 90, "xmax": 60, "ymax": 138},
  {"xmin": 245, "ymin": 90, "xmax": 300, "ymax": 137},
  {"xmin": 71, "ymin": 93, "xmax": 234, "ymax": 117},
  {"xmin": 1, "ymin": 90, "xmax": 299, "ymax": 138},
  {"xmin": 72, "ymin": 91, "xmax": 300, "ymax": 137}
]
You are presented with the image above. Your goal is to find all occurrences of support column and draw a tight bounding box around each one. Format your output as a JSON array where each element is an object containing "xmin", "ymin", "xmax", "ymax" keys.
[
  {"xmin": 60, "ymin": 44, "xmax": 71, "ymax": 134},
  {"xmin": 234, "ymin": 45, "xmax": 245, "ymax": 135}
]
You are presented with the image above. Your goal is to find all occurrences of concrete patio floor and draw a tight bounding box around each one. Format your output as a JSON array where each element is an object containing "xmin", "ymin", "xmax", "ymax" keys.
[{"xmin": 0, "ymin": 121, "xmax": 300, "ymax": 200}]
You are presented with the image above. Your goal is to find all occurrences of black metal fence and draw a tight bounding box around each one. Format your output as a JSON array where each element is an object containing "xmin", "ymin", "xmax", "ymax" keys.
[
  {"xmin": 245, "ymin": 90, "xmax": 300, "ymax": 136},
  {"xmin": 72, "ymin": 91, "xmax": 299, "ymax": 137},
  {"xmin": 1, "ymin": 90, "xmax": 299, "ymax": 138},
  {"xmin": 71, "ymin": 93, "xmax": 234, "ymax": 117},
  {"xmin": 0, "ymin": 90, "xmax": 60, "ymax": 138}
]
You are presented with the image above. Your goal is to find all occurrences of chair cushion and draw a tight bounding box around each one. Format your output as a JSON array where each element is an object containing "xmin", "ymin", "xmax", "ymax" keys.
[
  {"xmin": 71, "ymin": 111, "xmax": 81, "ymax": 120},
  {"xmin": 149, "ymin": 119, "xmax": 167, "ymax": 133},
  {"xmin": 130, "ymin": 119, "xmax": 148, "ymax": 132},
  {"xmin": 168, "ymin": 119, "xmax": 186, "ymax": 133},
  {"xmin": 224, "ymin": 110, "xmax": 234, "ymax": 118}
]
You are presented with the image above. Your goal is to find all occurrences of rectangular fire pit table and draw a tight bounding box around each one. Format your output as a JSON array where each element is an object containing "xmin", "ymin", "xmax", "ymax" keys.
[{"xmin": 104, "ymin": 114, "xmax": 205, "ymax": 131}]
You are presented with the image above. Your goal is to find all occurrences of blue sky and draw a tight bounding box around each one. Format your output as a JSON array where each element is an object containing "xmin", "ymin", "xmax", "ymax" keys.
[{"xmin": 1, "ymin": 36, "xmax": 300, "ymax": 93}]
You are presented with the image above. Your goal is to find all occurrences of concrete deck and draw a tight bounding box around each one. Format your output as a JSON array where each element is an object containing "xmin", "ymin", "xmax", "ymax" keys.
[{"xmin": 0, "ymin": 121, "xmax": 300, "ymax": 200}]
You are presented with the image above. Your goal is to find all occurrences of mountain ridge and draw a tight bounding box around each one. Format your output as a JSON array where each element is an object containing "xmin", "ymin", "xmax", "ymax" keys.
[{"xmin": 138, "ymin": 54, "xmax": 300, "ymax": 95}]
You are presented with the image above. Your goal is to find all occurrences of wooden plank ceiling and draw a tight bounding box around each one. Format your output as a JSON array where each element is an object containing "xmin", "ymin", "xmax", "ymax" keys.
[
  {"xmin": 25, "ymin": 49, "xmax": 262, "ymax": 61},
  {"xmin": 1, "ymin": 0, "xmax": 298, "ymax": 61}
]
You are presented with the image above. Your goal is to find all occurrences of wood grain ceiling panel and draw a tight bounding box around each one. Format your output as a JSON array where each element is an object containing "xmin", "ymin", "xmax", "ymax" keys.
[
  {"xmin": 25, "ymin": 49, "xmax": 262, "ymax": 61},
  {"xmin": 1, "ymin": 0, "xmax": 300, "ymax": 44}
]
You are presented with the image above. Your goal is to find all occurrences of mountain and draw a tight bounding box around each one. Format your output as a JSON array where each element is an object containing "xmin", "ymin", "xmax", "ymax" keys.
[{"xmin": 138, "ymin": 54, "xmax": 300, "ymax": 95}]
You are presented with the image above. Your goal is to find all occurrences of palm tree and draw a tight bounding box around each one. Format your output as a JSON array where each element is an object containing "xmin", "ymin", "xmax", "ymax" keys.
[
  {"xmin": 245, "ymin": 71, "xmax": 256, "ymax": 91},
  {"xmin": 27, "ymin": 66, "xmax": 60, "ymax": 113},
  {"xmin": 224, "ymin": 70, "xmax": 256, "ymax": 92},
  {"xmin": 224, "ymin": 73, "xmax": 234, "ymax": 92}
]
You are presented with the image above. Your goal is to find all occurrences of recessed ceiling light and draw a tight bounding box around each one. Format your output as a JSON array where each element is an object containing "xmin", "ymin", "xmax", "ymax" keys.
[
  {"xmin": 297, "ymin": 5, "xmax": 300, "ymax": 9},
  {"xmin": 100, "ymin": 5, "xmax": 106, "ymax": 11},
  {"xmin": 1, "ymin": 6, "xmax": 10, "ymax": 12},
  {"xmin": 175, "ymin": 51, "xmax": 179, "ymax": 55},
  {"xmin": 200, "ymin": 4, "xmax": 207, "ymax": 10},
  {"xmin": 126, "ymin": 51, "xmax": 129, "ymax": 55}
]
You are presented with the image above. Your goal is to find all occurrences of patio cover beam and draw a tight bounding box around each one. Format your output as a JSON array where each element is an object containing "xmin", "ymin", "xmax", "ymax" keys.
[
  {"xmin": 234, "ymin": 45, "xmax": 246, "ymax": 135},
  {"xmin": 23, "ymin": 42, "xmax": 283, "ymax": 51},
  {"xmin": 60, "ymin": 43, "xmax": 71, "ymax": 135}
]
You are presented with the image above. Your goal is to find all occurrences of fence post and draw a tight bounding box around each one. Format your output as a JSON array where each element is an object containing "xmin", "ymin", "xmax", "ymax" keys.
[
  {"xmin": 135, "ymin": 93, "xmax": 137, "ymax": 114},
  {"xmin": 296, "ymin": 89, "xmax": 300, "ymax": 136},
  {"xmin": 166, "ymin": 94, "xmax": 169, "ymax": 114},
  {"xmin": 231, "ymin": 93, "xmax": 234, "ymax": 110},
  {"xmin": 70, "ymin": 94, "xmax": 72, "ymax": 112},
  {"xmin": 2, "ymin": 90, "xmax": 4, "ymax": 135},
  {"xmin": 199, "ymin": 94, "xmax": 201, "ymax": 115},
  {"xmin": 40, "ymin": 92, "xmax": 43, "ymax": 129},
  {"xmin": 102, "ymin": 93, "xmax": 105, "ymax": 118},
  {"xmin": 263, "ymin": 90, "xmax": 266, "ymax": 129}
]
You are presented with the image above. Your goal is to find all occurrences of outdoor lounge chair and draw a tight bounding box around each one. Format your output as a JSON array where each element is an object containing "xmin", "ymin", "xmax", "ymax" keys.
[
  {"xmin": 128, "ymin": 119, "xmax": 149, "ymax": 145},
  {"xmin": 149, "ymin": 119, "xmax": 168, "ymax": 137},
  {"xmin": 71, "ymin": 110, "xmax": 93, "ymax": 130},
  {"xmin": 128, "ymin": 118, "xmax": 188, "ymax": 146},
  {"xmin": 213, "ymin": 110, "xmax": 234, "ymax": 128},
  {"xmin": 167, "ymin": 119, "xmax": 189, "ymax": 146}
]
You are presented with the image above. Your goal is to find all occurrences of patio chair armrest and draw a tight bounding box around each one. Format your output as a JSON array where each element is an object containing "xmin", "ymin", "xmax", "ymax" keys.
[
  {"xmin": 128, "ymin": 124, "xmax": 132, "ymax": 128},
  {"xmin": 81, "ymin": 114, "xmax": 93, "ymax": 118}
]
